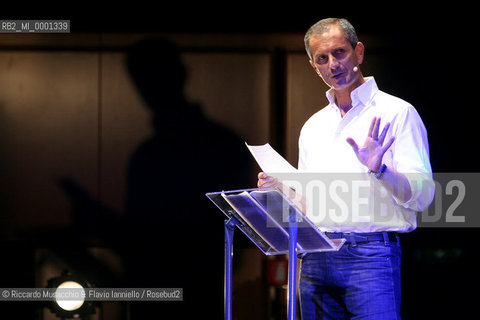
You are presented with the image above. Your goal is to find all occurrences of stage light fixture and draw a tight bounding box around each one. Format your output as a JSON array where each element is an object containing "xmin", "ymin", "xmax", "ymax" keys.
[{"xmin": 47, "ymin": 270, "xmax": 96, "ymax": 319}]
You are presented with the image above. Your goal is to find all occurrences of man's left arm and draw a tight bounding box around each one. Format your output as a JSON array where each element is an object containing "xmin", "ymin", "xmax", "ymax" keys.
[{"xmin": 346, "ymin": 112, "xmax": 434, "ymax": 212}]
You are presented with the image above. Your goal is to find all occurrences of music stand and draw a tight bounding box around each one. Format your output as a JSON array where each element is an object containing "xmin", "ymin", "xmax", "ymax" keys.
[{"xmin": 206, "ymin": 187, "xmax": 345, "ymax": 320}]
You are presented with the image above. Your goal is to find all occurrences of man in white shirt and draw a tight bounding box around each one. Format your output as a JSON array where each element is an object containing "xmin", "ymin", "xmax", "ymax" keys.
[{"xmin": 258, "ymin": 18, "xmax": 434, "ymax": 319}]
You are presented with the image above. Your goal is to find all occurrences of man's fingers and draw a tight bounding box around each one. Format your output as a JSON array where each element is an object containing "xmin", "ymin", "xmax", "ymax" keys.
[
  {"xmin": 258, "ymin": 172, "xmax": 278, "ymax": 188},
  {"xmin": 346, "ymin": 137, "xmax": 359, "ymax": 153},
  {"xmin": 372, "ymin": 117, "xmax": 381, "ymax": 140},
  {"xmin": 381, "ymin": 136, "xmax": 395, "ymax": 153},
  {"xmin": 367, "ymin": 116, "xmax": 376, "ymax": 138},
  {"xmin": 378, "ymin": 122, "xmax": 391, "ymax": 145},
  {"xmin": 258, "ymin": 179, "xmax": 278, "ymax": 188},
  {"xmin": 257, "ymin": 172, "xmax": 267, "ymax": 187}
]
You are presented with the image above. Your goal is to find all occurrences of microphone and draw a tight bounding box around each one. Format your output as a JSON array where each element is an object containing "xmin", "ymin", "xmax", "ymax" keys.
[{"xmin": 353, "ymin": 65, "xmax": 359, "ymax": 72}]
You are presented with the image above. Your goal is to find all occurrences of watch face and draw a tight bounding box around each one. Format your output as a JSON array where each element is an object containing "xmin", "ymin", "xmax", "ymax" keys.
[{"xmin": 369, "ymin": 164, "xmax": 386, "ymax": 179}]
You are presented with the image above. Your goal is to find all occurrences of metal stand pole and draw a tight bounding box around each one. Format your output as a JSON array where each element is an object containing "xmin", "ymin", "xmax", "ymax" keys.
[
  {"xmin": 287, "ymin": 210, "xmax": 298, "ymax": 320},
  {"xmin": 224, "ymin": 216, "xmax": 239, "ymax": 320}
]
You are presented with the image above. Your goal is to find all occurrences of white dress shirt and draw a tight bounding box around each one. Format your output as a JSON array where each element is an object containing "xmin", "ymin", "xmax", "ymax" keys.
[{"xmin": 298, "ymin": 77, "xmax": 434, "ymax": 233}]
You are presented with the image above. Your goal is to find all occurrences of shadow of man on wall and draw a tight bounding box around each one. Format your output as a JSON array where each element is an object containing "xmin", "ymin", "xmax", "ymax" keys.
[{"xmin": 120, "ymin": 37, "xmax": 253, "ymax": 319}]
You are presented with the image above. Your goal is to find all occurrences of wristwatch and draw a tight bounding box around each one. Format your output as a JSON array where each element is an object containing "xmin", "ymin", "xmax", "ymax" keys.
[{"xmin": 368, "ymin": 164, "xmax": 387, "ymax": 180}]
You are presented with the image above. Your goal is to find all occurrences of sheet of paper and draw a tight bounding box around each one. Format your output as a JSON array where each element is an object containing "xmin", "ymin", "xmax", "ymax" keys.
[{"xmin": 245, "ymin": 142, "xmax": 297, "ymax": 174}]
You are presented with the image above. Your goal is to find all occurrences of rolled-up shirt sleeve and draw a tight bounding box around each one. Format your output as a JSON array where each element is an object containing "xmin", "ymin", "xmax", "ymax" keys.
[{"xmin": 390, "ymin": 105, "xmax": 435, "ymax": 212}]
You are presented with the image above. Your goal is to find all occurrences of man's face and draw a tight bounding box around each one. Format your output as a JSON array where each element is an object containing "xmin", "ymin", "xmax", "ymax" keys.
[{"xmin": 308, "ymin": 25, "xmax": 364, "ymax": 92}]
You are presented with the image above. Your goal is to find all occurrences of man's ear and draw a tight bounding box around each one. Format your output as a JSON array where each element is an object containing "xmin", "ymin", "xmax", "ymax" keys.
[{"xmin": 355, "ymin": 42, "xmax": 365, "ymax": 65}]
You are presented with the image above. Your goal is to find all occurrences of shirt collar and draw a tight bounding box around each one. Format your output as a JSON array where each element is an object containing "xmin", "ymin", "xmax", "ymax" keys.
[{"xmin": 326, "ymin": 77, "xmax": 378, "ymax": 109}]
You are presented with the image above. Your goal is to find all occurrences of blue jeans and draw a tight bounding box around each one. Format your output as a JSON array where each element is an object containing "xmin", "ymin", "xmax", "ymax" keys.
[{"xmin": 299, "ymin": 237, "xmax": 402, "ymax": 320}]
